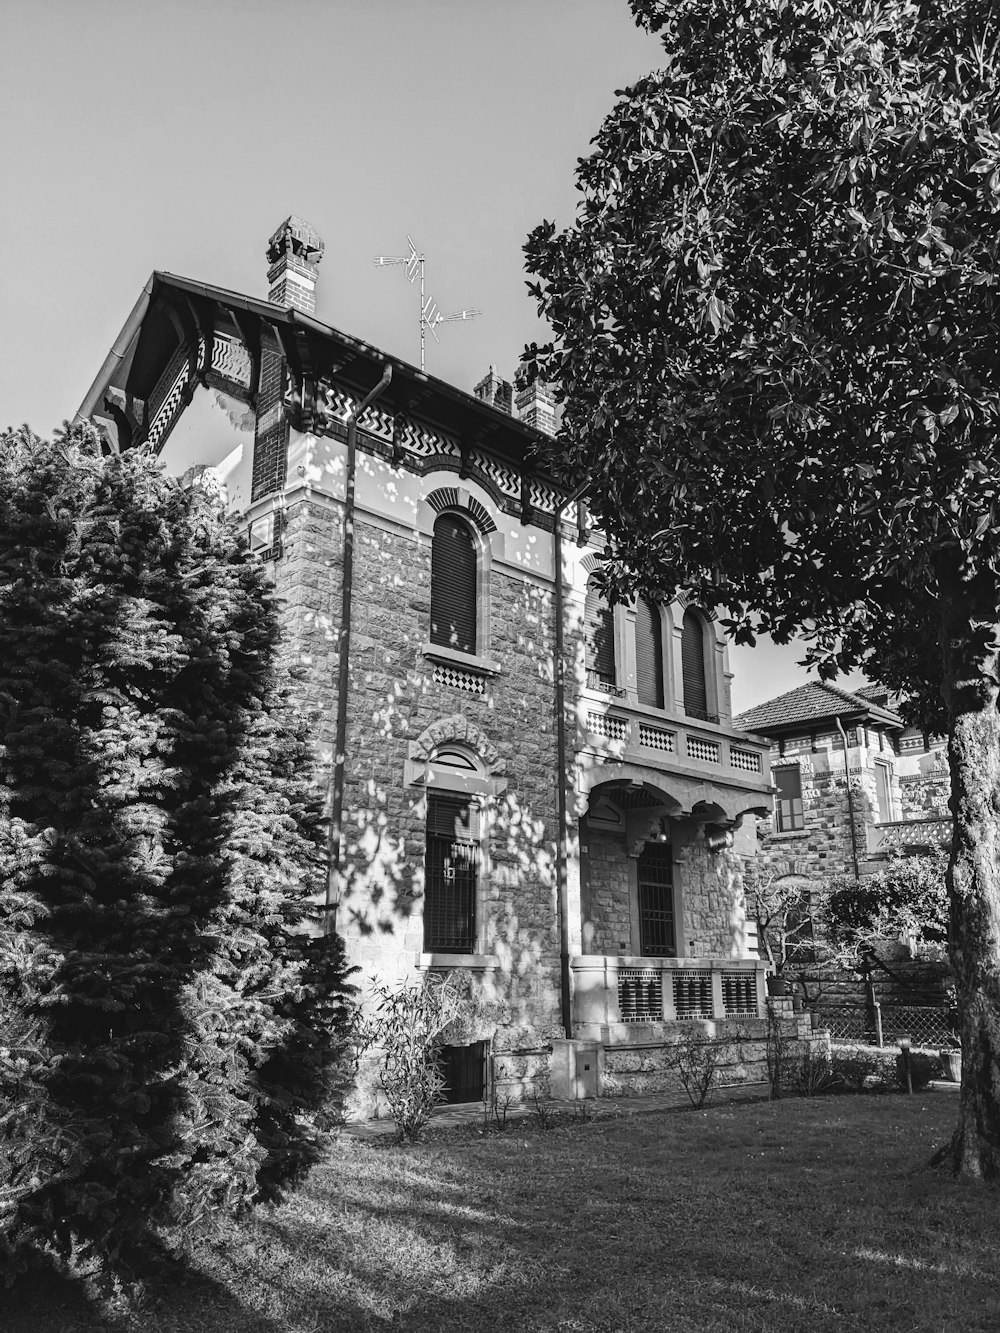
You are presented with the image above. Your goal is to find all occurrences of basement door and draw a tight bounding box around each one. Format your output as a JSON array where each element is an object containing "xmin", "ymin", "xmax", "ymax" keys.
[{"xmin": 439, "ymin": 1041, "xmax": 486, "ymax": 1104}]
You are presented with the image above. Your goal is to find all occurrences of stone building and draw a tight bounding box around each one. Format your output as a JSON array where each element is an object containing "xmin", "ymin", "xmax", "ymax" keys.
[
  {"xmin": 735, "ymin": 681, "xmax": 951, "ymax": 903},
  {"xmin": 79, "ymin": 217, "xmax": 786, "ymax": 1109}
]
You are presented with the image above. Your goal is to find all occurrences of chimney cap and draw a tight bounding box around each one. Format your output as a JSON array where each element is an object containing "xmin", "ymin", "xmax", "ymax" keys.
[{"xmin": 266, "ymin": 215, "xmax": 325, "ymax": 266}]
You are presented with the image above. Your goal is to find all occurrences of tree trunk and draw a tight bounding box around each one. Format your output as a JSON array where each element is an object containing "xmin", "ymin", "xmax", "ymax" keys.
[{"xmin": 937, "ymin": 585, "xmax": 1000, "ymax": 1178}]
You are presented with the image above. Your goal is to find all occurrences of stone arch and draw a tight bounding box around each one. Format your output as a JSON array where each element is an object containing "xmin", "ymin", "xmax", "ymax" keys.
[
  {"xmin": 411, "ymin": 714, "xmax": 503, "ymax": 772},
  {"xmin": 426, "ymin": 484, "xmax": 498, "ymax": 534}
]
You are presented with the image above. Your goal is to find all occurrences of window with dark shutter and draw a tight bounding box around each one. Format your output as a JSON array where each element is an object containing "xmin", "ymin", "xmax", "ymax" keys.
[
  {"xmin": 430, "ymin": 515, "xmax": 477, "ymax": 654},
  {"xmin": 681, "ymin": 608, "xmax": 709, "ymax": 719},
  {"xmin": 585, "ymin": 577, "xmax": 616, "ymax": 688},
  {"xmin": 774, "ymin": 767, "xmax": 804, "ymax": 832},
  {"xmin": 638, "ymin": 842, "xmax": 675, "ymax": 957},
  {"xmin": 424, "ymin": 793, "xmax": 480, "ymax": 952},
  {"xmin": 636, "ymin": 597, "xmax": 664, "ymax": 709}
]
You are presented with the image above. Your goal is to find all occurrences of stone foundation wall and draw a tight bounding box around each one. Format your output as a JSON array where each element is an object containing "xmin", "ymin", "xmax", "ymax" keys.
[{"xmin": 600, "ymin": 1005, "xmax": 823, "ymax": 1098}]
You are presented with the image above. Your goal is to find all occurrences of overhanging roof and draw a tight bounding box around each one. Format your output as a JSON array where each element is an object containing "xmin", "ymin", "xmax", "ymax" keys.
[{"xmin": 734, "ymin": 680, "xmax": 902, "ymax": 738}]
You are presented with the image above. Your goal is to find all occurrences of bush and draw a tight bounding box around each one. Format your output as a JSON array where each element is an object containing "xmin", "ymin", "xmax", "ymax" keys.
[
  {"xmin": 827, "ymin": 1044, "xmax": 897, "ymax": 1093},
  {"xmin": 358, "ymin": 973, "xmax": 472, "ymax": 1142},
  {"xmin": 895, "ymin": 1050, "xmax": 938, "ymax": 1092},
  {"xmin": 0, "ymin": 427, "xmax": 356, "ymax": 1280}
]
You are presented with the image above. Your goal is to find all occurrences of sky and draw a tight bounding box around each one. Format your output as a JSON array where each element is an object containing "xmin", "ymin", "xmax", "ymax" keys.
[{"xmin": 0, "ymin": 0, "xmax": 866, "ymax": 714}]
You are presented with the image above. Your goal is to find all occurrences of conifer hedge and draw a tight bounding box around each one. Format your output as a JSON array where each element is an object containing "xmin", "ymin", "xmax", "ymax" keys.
[{"xmin": 0, "ymin": 425, "xmax": 355, "ymax": 1277}]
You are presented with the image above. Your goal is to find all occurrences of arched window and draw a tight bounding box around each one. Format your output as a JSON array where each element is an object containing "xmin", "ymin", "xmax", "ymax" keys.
[
  {"xmin": 431, "ymin": 514, "xmax": 477, "ymax": 654},
  {"xmin": 681, "ymin": 608, "xmax": 709, "ymax": 719},
  {"xmin": 635, "ymin": 597, "xmax": 665, "ymax": 709},
  {"xmin": 584, "ymin": 576, "xmax": 616, "ymax": 689},
  {"xmin": 424, "ymin": 743, "xmax": 485, "ymax": 955}
]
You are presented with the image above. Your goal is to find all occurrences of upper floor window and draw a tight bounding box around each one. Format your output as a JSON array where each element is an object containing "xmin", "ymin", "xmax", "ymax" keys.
[
  {"xmin": 431, "ymin": 514, "xmax": 477, "ymax": 654},
  {"xmin": 775, "ymin": 767, "xmax": 805, "ymax": 832},
  {"xmin": 681, "ymin": 608, "xmax": 710, "ymax": 720},
  {"xmin": 585, "ymin": 576, "xmax": 616, "ymax": 690},
  {"xmin": 636, "ymin": 597, "xmax": 665, "ymax": 709}
]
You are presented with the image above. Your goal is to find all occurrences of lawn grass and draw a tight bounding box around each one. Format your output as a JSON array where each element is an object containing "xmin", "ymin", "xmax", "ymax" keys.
[{"xmin": 7, "ymin": 1093, "xmax": 999, "ymax": 1332}]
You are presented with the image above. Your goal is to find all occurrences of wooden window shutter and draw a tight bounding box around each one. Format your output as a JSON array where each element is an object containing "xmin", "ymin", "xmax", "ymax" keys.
[
  {"xmin": 681, "ymin": 608, "xmax": 708, "ymax": 717},
  {"xmin": 636, "ymin": 597, "xmax": 664, "ymax": 708},
  {"xmin": 584, "ymin": 578, "xmax": 616, "ymax": 684},
  {"xmin": 431, "ymin": 515, "xmax": 477, "ymax": 654}
]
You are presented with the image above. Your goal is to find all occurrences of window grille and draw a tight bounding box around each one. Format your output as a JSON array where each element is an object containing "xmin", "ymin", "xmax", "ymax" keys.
[
  {"xmin": 672, "ymin": 970, "xmax": 713, "ymax": 1020},
  {"xmin": 618, "ymin": 968, "xmax": 663, "ymax": 1022},
  {"xmin": 638, "ymin": 844, "xmax": 675, "ymax": 957},
  {"xmin": 584, "ymin": 577, "xmax": 616, "ymax": 689},
  {"xmin": 430, "ymin": 514, "xmax": 477, "ymax": 654},
  {"xmin": 730, "ymin": 747, "xmax": 762, "ymax": 773},
  {"xmin": 722, "ymin": 971, "xmax": 759, "ymax": 1018},
  {"xmin": 681, "ymin": 609, "xmax": 708, "ymax": 718},
  {"xmin": 424, "ymin": 794, "xmax": 479, "ymax": 952},
  {"xmin": 635, "ymin": 597, "xmax": 665, "ymax": 708},
  {"xmin": 686, "ymin": 735, "xmax": 720, "ymax": 764},
  {"xmin": 775, "ymin": 767, "xmax": 804, "ymax": 831},
  {"xmin": 639, "ymin": 724, "xmax": 675, "ymax": 752},
  {"xmin": 587, "ymin": 711, "xmax": 628, "ymax": 741},
  {"xmin": 433, "ymin": 663, "xmax": 486, "ymax": 695}
]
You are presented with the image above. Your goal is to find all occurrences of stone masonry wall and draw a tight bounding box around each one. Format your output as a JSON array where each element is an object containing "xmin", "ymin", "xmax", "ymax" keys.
[
  {"xmin": 581, "ymin": 829, "xmax": 631, "ymax": 955},
  {"xmin": 674, "ymin": 827, "xmax": 749, "ymax": 958},
  {"xmin": 275, "ymin": 495, "xmax": 566, "ymax": 1113}
]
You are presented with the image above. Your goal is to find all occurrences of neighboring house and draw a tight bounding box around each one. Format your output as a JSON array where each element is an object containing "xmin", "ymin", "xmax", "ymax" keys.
[
  {"xmin": 78, "ymin": 216, "xmax": 781, "ymax": 1109},
  {"xmin": 734, "ymin": 681, "xmax": 951, "ymax": 903}
]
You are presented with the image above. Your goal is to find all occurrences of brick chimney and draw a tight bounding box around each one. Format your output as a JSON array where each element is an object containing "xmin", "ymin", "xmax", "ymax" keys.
[
  {"xmin": 266, "ymin": 215, "xmax": 325, "ymax": 315},
  {"xmin": 473, "ymin": 365, "xmax": 513, "ymax": 415},
  {"xmin": 514, "ymin": 370, "xmax": 556, "ymax": 437}
]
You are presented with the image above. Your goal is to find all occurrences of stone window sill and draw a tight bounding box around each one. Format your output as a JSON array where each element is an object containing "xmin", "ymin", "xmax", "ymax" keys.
[
  {"xmin": 418, "ymin": 952, "xmax": 497, "ymax": 970},
  {"xmin": 421, "ymin": 643, "xmax": 501, "ymax": 677},
  {"xmin": 765, "ymin": 830, "xmax": 810, "ymax": 842}
]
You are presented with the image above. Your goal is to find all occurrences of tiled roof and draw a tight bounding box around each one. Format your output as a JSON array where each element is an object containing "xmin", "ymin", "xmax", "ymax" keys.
[{"xmin": 735, "ymin": 680, "xmax": 901, "ymax": 735}]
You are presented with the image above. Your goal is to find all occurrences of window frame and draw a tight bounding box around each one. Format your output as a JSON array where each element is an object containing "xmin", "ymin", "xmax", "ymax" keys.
[
  {"xmin": 774, "ymin": 766, "xmax": 805, "ymax": 833},
  {"xmin": 430, "ymin": 511, "xmax": 479, "ymax": 656}
]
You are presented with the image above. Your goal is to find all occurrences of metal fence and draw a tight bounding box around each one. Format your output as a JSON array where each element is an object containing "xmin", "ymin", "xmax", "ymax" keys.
[{"xmin": 817, "ymin": 1004, "xmax": 952, "ymax": 1050}]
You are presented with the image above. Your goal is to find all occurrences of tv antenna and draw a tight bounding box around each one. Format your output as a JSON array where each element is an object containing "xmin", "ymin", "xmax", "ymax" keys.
[{"xmin": 374, "ymin": 235, "xmax": 481, "ymax": 371}]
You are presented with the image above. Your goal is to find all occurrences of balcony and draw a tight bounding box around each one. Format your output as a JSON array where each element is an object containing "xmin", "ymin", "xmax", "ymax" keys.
[
  {"xmin": 866, "ymin": 818, "xmax": 950, "ymax": 857},
  {"xmin": 581, "ymin": 704, "xmax": 769, "ymax": 786},
  {"xmin": 572, "ymin": 956, "xmax": 768, "ymax": 1038}
]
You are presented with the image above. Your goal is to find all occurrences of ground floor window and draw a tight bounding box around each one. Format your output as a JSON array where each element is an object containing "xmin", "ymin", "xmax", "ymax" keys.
[
  {"xmin": 424, "ymin": 792, "xmax": 480, "ymax": 952},
  {"xmin": 637, "ymin": 842, "xmax": 675, "ymax": 957}
]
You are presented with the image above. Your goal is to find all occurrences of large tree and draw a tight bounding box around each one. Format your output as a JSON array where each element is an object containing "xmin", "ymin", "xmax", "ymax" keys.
[
  {"xmin": 0, "ymin": 426, "xmax": 354, "ymax": 1276},
  {"xmin": 525, "ymin": 0, "xmax": 1000, "ymax": 1177}
]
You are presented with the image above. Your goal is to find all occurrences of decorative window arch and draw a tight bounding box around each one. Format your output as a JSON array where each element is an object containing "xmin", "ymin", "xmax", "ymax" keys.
[
  {"xmin": 431, "ymin": 513, "xmax": 478, "ymax": 654},
  {"xmin": 636, "ymin": 597, "xmax": 665, "ymax": 709},
  {"xmin": 681, "ymin": 607, "xmax": 709, "ymax": 719}
]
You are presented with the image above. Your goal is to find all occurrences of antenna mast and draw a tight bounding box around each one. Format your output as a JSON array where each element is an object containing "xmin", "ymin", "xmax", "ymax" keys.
[{"xmin": 374, "ymin": 235, "xmax": 481, "ymax": 371}]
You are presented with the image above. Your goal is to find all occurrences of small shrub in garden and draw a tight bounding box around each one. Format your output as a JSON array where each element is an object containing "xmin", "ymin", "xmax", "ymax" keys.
[
  {"xmin": 895, "ymin": 1050, "xmax": 937, "ymax": 1092},
  {"xmin": 358, "ymin": 972, "xmax": 471, "ymax": 1143},
  {"xmin": 666, "ymin": 1035, "xmax": 724, "ymax": 1108},
  {"xmin": 792, "ymin": 1049, "xmax": 837, "ymax": 1097},
  {"xmin": 828, "ymin": 1044, "xmax": 896, "ymax": 1093}
]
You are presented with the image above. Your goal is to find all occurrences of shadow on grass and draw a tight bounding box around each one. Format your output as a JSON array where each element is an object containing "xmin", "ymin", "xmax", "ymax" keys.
[
  {"xmin": 14, "ymin": 1097, "xmax": 996, "ymax": 1333},
  {"xmin": 4, "ymin": 1243, "xmax": 286, "ymax": 1333}
]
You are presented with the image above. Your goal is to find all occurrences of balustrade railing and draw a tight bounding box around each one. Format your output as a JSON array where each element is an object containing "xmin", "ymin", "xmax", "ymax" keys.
[
  {"xmin": 582, "ymin": 708, "xmax": 767, "ymax": 780},
  {"xmin": 866, "ymin": 818, "xmax": 950, "ymax": 855},
  {"xmin": 572, "ymin": 956, "xmax": 768, "ymax": 1026}
]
